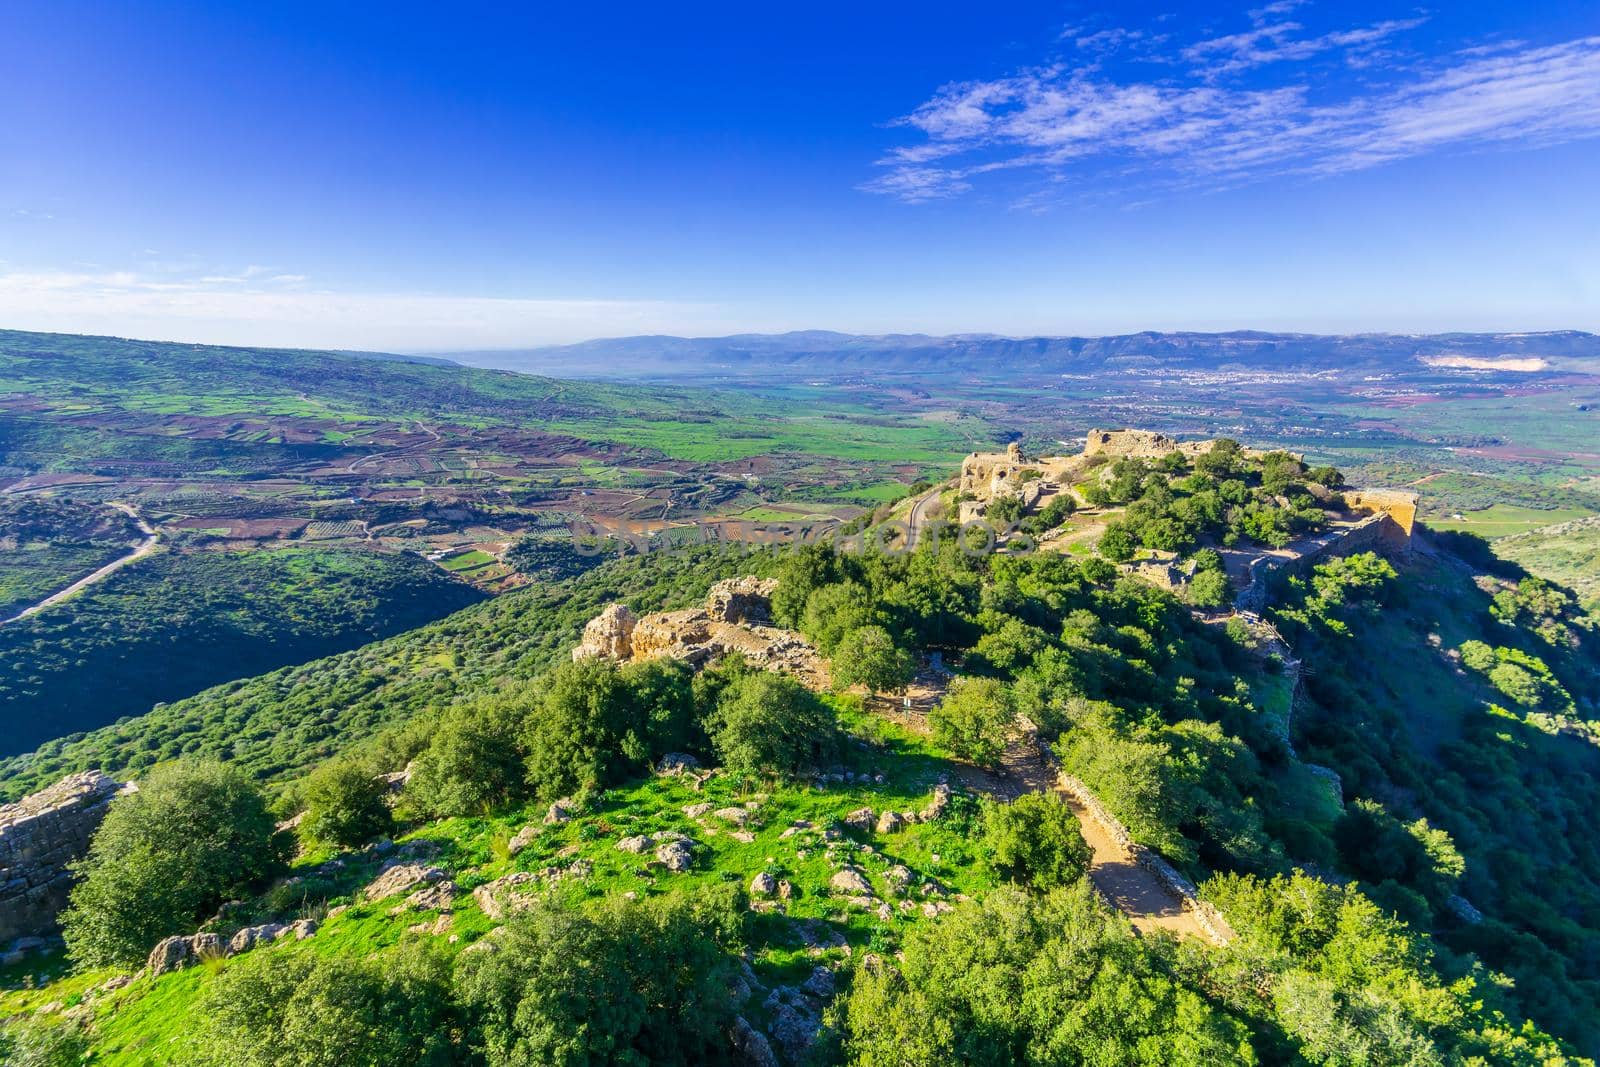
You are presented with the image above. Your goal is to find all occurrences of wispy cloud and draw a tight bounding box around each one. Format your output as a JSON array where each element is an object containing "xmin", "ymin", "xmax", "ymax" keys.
[
  {"xmin": 0, "ymin": 268, "xmax": 742, "ymax": 350},
  {"xmin": 1183, "ymin": 17, "xmax": 1426, "ymax": 76},
  {"xmin": 865, "ymin": 30, "xmax": 1600, "ymax": 203}
]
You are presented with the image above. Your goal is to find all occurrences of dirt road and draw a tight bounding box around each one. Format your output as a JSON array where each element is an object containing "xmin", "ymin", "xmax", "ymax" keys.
[
  {"xmin": 875, "ymin": 676, "xmax": 1222, "ymax": 943},
  {"xmin": 1, "ymin": 502, "xmax": 159, "ymax": 625}
]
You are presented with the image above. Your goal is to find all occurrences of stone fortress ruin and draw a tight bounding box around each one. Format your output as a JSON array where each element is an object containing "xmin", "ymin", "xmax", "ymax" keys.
[
  {"xmin": 956, "ymin": 429, "xmax": 1417, "ymax": 609},
  {"xmin": 573, "ymin": 576, "xmax": 828, "ymax": 686}
]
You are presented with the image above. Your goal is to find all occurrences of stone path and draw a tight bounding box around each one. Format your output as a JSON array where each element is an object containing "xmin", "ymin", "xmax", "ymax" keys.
[{"xmin": 872, "ymin": 676, "xmax": 1219, "ymax": 943}]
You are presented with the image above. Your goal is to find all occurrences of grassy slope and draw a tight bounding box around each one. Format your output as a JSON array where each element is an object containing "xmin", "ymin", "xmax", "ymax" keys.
[
  {"xmin": 1493, "ymin": 517, "xmax": 1600, "ymax": 612},
  {"xmin": 0, "ymin": 703, "xmax": 994, "ymax": 1066},
  {"xmin": 0, "ymin": 547, "xmax": 485, "ymax": 760}
]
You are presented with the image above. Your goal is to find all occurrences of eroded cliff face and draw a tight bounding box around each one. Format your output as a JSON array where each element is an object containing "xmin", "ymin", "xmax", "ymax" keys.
[{"xmin": 0, "ymin": 770, "xmax": 130, "ymax": 944}]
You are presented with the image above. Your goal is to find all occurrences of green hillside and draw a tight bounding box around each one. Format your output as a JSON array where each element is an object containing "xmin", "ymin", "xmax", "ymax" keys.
[{"xmin": 0, "ymin": 546, "xmax": 484, "ymax": 757}]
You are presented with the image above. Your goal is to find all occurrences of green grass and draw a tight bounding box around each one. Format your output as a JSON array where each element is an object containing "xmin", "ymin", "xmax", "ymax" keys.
[
  {"xmin": 1424, "ymin": 504, "xmax": 1593, "ymax": 537},
  {"xmin": 439, "ymin": 549, "xmax": 493, "ymax": 572},
  {"xmin": 4, "ymin": 697, "xmax": 994, "ymax": 1064}
]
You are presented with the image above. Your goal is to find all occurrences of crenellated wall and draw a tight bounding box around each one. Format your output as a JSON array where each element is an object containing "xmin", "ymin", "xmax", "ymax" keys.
[{"xmin": 0, "ymin": 770, "xmax": 128, "ymax": 943}]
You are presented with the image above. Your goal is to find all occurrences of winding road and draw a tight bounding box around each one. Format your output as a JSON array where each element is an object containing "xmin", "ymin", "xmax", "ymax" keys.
[{"xmin": 1, "ymin": 502, "xmax": 159, "ymax": 626}]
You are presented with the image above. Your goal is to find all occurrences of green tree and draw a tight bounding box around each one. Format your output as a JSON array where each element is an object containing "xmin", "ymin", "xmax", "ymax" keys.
[
  {"xmin": 455, "ymin": 889, "xmax": 743, "ymax": 1066},
  {"xmin": 837, "ymin": 884, "xmax": 1254, "ymax": 1065},
  {"xmin": 407, "ymin": 691, "xmax": 530, "ymax": 817},
  {"xmin": 800, "ymin": 581, "xmax": 884, "ymax": 655},
  {"xmin": 1097, "ymin": 523, "xmax": 1135, "ymax": 562},
  {"xmin": 1188, "ymin": 568, "xmax": 1231, "ymax": 609},
  {"xmin": 300, "ymin": 756, "xmax": 394, "ymax": 850},
  {"xmin": 190, "ymin": 941, "xmax": 460, "ymax": 1066},
  {"xmin": 706, "ymin": 670, "xmax": 839, "ymax": 776},
  {"xmin": 984, "ymin": 792, "xmax": 1093, "ymax": 891},
  {"xmin": 929, "ymin": 677, "xmax": 1016, "ymax": 769},
  {"xmin": 831, "ymin": 624, "xmax": 915, "ymax": 697},
  {"xmin": 62, "ymin": 761, "xmax": 290, "ymax": 967}
]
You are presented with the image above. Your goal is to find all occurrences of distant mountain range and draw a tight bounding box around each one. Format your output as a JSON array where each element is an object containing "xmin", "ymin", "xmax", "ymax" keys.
[{"xmin": 443, "ymin": 329, "xmax": 1600, "ymax": 380}]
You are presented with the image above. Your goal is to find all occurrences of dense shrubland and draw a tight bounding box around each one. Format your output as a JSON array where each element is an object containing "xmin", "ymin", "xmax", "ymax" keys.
[
  {"xmin": 0, "ymin": 546, "xmax": 485, "ymax": 758},
  {"xmin": 8, "ymin": 495, "xmax": 1600, "ymax": 1061},
  {"xmin": 1084, "ymin": 441, "xmax": 1343, "ymax": 559}
]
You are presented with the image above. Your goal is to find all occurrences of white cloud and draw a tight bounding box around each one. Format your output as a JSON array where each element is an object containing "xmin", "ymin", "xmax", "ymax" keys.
[
  {"xmin": 1183, "ymin": 17, "xmax": 1427, "ymax": 75},
  {"xmin": 867, "ymin": 35, "xmax": 1600, "ymax": 201},
  {"xmin": 0, "ymin": 269, "xmax": 746, "ymax": 350}
]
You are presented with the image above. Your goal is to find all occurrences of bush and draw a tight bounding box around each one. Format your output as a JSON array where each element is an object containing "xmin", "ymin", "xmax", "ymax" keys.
[
  {"xmin": 705, "ymin": 670, "xmax": 839, "ymax": 777},
  {"xmin": 0, "ymin": 1019, "xmax": 89, "ymax": 1067},
  {"xmin": 455, "ymin": 889, "xmax": 743, "ymax": 1066},
  {"xmin": 190, "ymin": 941, "xmax": 460, "ymax": 1066},
  {"xmin": 300, "ymin": 756, "xmax": 394, "ymax": 849},
  {"xmin": 831, "ymin": 624, "xmax": 915, "ymax": 696},
  {"xmin": 406, "ymin": 691, "xmax": 530, "ymax": 817},
  {"xmin": 984, "ymin": 792, "xmax": 1093, "ymax": 891},
  {"xmin": 524, "ymin": 656, "xmax": 700, "ymax": 801},
  {"xmin": 1188, "ymin": 568, "xmax": 1231, "ymax": 609},
  {"xmin": 62, "ymin": 761, "xmax": 290, "ymax": 967},
  {"xmin": 837, "ymin": 884, "xmax": 1252, "ymax": 1065},
  {"xmin": 929, "ymin": 677, "xmax": 1016, "ymax": 769}
]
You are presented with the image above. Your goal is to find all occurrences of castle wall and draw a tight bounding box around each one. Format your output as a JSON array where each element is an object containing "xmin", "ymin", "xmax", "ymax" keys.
[{"xmin": 0, "ymin": 771, "xmax": 126, "ymax": 943}]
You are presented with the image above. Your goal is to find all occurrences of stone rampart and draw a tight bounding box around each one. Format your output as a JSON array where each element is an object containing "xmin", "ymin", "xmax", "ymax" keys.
[
  {"xmin": 1055, "ymin": 772, "xmax": 1233, "ymax": 946},
  {"xmin": 0, "ymin": 770, "xmax": 128, "ymax": 942}
]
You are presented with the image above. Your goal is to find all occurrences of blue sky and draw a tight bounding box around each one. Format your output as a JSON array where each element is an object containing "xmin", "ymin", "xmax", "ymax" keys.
[{"xmin": 1, "ymin": 1, "xmax": 1597, "ymax": 349}]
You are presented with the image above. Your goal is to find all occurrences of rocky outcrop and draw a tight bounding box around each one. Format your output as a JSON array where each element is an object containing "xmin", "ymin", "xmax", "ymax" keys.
[
  {"xmin": 569, "ymin": 579, "xmax": 826, "ymax": 686},
  {"xmin": 146, "ymin": 931, "xmax": 222, "ymax": 975},
  {"xmin": 0, "ymin": 770, "xmax": 130, "ymax": 942},
  {"xmin": 363, "ymin": 862, "xmax": 446, "ymax": 902},
  {"xmin": 571, "ymin": 602, "xmax": 638, "ymax": 661}
]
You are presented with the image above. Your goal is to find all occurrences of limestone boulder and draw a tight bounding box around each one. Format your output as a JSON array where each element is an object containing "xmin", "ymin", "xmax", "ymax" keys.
[{"xmin": 363, "ymin": 863, "xmax": 445, "ymax": 902}]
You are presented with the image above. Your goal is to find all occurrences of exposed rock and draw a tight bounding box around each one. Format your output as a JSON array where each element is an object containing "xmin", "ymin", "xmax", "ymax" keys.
[
  {"xmin": 0, "ymin": 770, "xmax": 130, "ymax": 942},
  {"xmin": 657, "ymin": 752, "xmax": 700, "ymax": 777},
  {"xmin": 473, "ymin": 871, "xmax": 540, "ymax": 920},
  {"xmin": 544, "ymin": 798, "xmax": 577, "ymax": 825},
  {"xmin": 885, "ymin": 865, "xmax": 913, "ymax": 892},
  {"xmin": 713, "ymin": 806, "xmax": 751, "ymax": 826},
  {"xmin": 616, "ymin": 834, "xmax": 651, "ymax": 854},
  {"xmin": 750, "ymin": 872, "xmax": 778, "ymax": 897},
  {"xmin": 289, "ymin": 918, "xmax": 319, "ymax": 940},
  {"xmin": 408, "ymin": 915, "xmax": 452, "ymax": 937},
  {"xmin": 730, "ymin": 1015, "xmax": 781, "ymax": 1067},
  {"xmin": 146, "ymin": 932, "xmax": 222, "ymax": 976},
  {"xmin": 227, "ymin": 922, "xmax": 287, "ymax": 955},
  {"xmin": 656, "ymin": 838, "xmax": 695, "ymax": 872},
  {"xmin": 801, "ymin": 965, "xmax": 836, "ymax": 999},
  {"xmin": 843, "ymin": 808, "xmax": 874, "ymax": 831},
  {"xmin": 507, "ymin": 825, "xmax": 540, "ymax": 855},
  {"xmin": 765, "ymin": 985, "xmax": 825, "ymax": 1062},
  {"xmin": 705, "ymin": 576, "xmax": 779, "ymax": 625},
  {"xmin": 829, "ymin": 868, "xmax": 872, "ymax": 896},
  {"xmin": 684, "ymin": 802, "xmax": 714, "ymax": 819},
  {"xmin": 918, "ymin": 783, "xmax": 952, "ymax": 822},
  {"xmin": 875, "ymin": 811, "xmax": 907, "ymax": 834},
  {"xmin": 729, "ymin": 830, "xmax": 756, "ymax": 844},
  {"xmin": 363, "ymin": 863, "xmax": 445, "ymax": 902},
  {"xmin": 571, "ymin": 602, "xmax": 638, "ymax": 660},
  {"xmin": 398, "ymin": 879, "xmax": 457, "ymax": 913}
]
